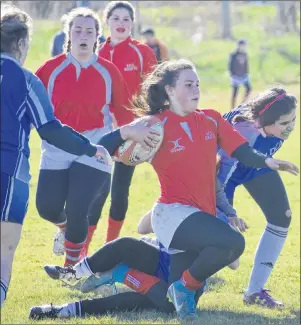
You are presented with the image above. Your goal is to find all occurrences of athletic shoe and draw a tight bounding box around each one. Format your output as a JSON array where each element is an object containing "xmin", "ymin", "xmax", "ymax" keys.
[
  {"xmin": 44, "ymin": 265, "xmax": 79, "ymax": 286},
  {"xmin": 53, "ymin": 230, "xmax": 65, "ymax": 256},
  {"xmin": 29, "ymin": 304, "xmax": 69, "ymax": 320},
  {"xmin": 243, "ymin": 289, "xmax": 284, "ymax": 308},
  {"xmin": 167, "ymin": 280, "xmax": 197, "ymax": 320},
  {"xmin": 80, "ymin": 269, "xmax": 117, "ymax": 294}
]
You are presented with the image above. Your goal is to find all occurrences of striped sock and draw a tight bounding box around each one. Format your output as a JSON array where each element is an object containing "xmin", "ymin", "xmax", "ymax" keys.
[
  {"xmin": 74, "ymin": 258, "xmax": 94, "ymax": 278},
  {"xmin": 246, "ymin": 223, "xmax": 288, "ymax": 295},
  {"xmin": 79, "ymin": 225, "xmax": 96, "ymax": 259},
  {"xmin": 64, "ymin": 239, "xmax": 86, "ymax": 267},
  {"xmin": 123, "ymin": 268, "xmax": 160, "ymax": 295},
  {"xmin": 0, "ymin": 278, "xmax": 8, "ymax": 307}
]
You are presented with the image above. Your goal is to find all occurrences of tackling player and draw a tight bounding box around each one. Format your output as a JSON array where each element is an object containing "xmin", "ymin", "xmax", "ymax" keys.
[{"xmin": 217, "ymin": 86, "xmax": 298, "ymax": 307}]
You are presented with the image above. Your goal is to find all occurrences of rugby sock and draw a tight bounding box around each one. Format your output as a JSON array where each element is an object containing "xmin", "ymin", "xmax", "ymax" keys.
[
  {"xmin": 105, "ymin": 217, "xmax": 124, "ymax": 243},
  {"xmin": 123, "ymin": 268, "xmax": 161, "ymax": 295},
  {"xmin": 73, "ymin": 258, "xmax": 94, "ymax": 278},
  {"xmin": 181, "ymin": 269, "xmax": 204, "ymax": 291},
  {"xmin": 80, "ymin": 225, "xmax": 96, "ymax": 259},
  {"xmin": 0, "ymin": 278, "xmax": 8, "ymax": 308},
  {"xmin": 64, "ymin": 239, "xmax": 86, "ymax": 267},
  {"xmin": 246, "ymin": 223, "xmax": 288, "ymax": 295}
]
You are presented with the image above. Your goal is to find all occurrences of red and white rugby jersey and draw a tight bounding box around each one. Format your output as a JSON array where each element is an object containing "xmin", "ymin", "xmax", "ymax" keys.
[
  {"xmin": 35, "ymin": 53, "xmax": 133, "ymax": 132},
  {"xmin": 151, "ymin": 109, "xmax": 247, "ymax": 216},
  {"xmin": 98, "ymin": 36, "xmax": 158, "ymax": 101}
]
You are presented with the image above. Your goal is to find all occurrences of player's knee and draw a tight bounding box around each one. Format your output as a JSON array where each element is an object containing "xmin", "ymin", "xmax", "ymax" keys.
[
  {"xmin": 267, "ymin": 209, "xmax": 292, "ymax": 228},
  {"xmin": 114, "ymin": 236, "xmax": 139, "ymax": 251},
  {"xmin": 229, "ymin": 230, "xmax": 245, "ymax": 260},
  {"xmin": 36, "ymin": 197, "xmax": 61, "ymax": 223}
]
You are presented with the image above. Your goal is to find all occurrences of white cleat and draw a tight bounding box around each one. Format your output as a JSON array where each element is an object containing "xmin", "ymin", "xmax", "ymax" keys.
[{"xmin": 53, "ymin": 230, "xmax": 65, "ymax": 256}]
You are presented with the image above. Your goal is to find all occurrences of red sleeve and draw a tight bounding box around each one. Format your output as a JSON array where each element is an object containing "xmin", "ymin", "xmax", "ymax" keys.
[
  {"xmin": 141, "ymin": 45, "xmax": 158, "ymax": 76},
  {"xmin": 109, "ymin": 63, "xmax": 135, "ymax": 126},
  {"xmin": 214, "ymin": 111, "xmax": 248, "ymax": 156}
]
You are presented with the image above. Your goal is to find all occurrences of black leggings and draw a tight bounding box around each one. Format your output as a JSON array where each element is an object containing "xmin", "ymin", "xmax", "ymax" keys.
[
  {"xmin": 242, "ymin": 171, "xmax": 291, "ymax": 228},
  {"xmin": 88, "ymin": 162, "xmax": 135, "ymax": 226},
  {"xmin": 36, "ymin": 162, "xmax": 110, "ymax": 243},
  {"xmin": 80, "ymin": 291, "xmax": 174, "ymax": 316},
  {"xmin": 232, "ymin": 82, "xmax": 252, "ymax": 100},
  {"xmin": 169, "ymin": 211, "xmax": 245, "ymax": 284},
  {"xmin": 87, "ymin": 237, "xmax": 159, "ymax": 275}
]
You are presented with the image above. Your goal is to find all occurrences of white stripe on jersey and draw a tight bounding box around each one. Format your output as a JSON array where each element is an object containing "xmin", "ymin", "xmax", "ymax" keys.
[
  {"xmin": 92, "ymin": 62, "xmax": 112, "ymax": 104},
  {"xmin": 128, "ymin": 43, "xmax": 143, "ymax": 77},
  {"xmin": 3, "ymin": 177, "xmax": 15, "ymax": 222},
  {"xmin": 28, "ymin": 85, "xmax": 49, "ymax": 125},
  {"xmin": 48, "ymin": 58, "xmax": 71, "ymax": 99},
  {"xmin": 26, "ymin": 98, "xmax": 38, "ymax": 127},
  {"xmin": 15, "ymin": 129, "xmax": 26, "ymax": 180},
  {"xmin": 92, "ymin": 62, "xmax": 113, "ymax": 129}
]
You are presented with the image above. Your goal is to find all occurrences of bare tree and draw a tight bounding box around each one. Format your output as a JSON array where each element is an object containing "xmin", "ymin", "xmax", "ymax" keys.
[
  {"xmin": 221, "ymin": 1, "xmax": 233, "ymax": 39},
  {"xmin": 277, "ymin": 1, "xmax": 300, "ymax": 33}
]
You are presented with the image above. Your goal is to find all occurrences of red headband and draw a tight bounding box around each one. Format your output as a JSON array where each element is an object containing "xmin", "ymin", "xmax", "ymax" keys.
[{"xmin": 258, "ymin": 92, "xmax": 286, "ymax": 116}]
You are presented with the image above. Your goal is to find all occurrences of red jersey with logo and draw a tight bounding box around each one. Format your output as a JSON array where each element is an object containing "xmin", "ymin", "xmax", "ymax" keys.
[
  {"xmin": 35, "ymin": 53, "xmax": 133, "ymax": 132},
  {"xmin": 151, "ymin": 109, "xmax": 247, "ymax": 216},
  {"xmin": 98, "ymin": 37, "xmax": 157, "ymax": 101}
]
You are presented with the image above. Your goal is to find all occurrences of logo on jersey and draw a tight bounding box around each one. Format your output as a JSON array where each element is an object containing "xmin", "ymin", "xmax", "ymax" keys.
[
  {"xmin": 205, "ymin": 131, "xmax": 215, "ymax": 140},
  {"xmin": 169, "ymin": 138, "xmax": 185, "ymax": 153},
  {"xmin": 124, "ymin": 63, "xmax": 138, "ymax": 72}
]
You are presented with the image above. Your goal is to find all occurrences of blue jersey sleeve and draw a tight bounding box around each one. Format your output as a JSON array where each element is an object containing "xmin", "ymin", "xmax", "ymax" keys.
[{"xmin": 24, "ymin": 71, "xmax": 56, "ymax": 129}]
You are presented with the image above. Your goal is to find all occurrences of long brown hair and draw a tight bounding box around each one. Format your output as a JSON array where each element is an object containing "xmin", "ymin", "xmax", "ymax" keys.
[
  {"xmin": 234, "ymin": 86, "xmax": 297, "ymax": 127},
  {"xmin": 132, "ymin": 59, "xmax": 196, "ymax": 117}
]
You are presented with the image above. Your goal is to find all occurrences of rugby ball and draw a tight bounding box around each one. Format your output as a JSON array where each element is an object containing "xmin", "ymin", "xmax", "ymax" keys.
[{"xmin": 115, "ymin": 116, "xmax": 164, "ymax": 166}]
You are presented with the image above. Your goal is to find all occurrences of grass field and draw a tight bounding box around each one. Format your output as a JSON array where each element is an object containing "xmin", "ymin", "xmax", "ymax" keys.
[{"xmin": 1, "ymin": 3, "xmax": 300, "ymax": 324}]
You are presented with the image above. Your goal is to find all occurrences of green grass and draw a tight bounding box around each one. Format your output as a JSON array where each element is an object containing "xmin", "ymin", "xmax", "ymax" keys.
[{"xmin": 1, "ymin": 3, "xmax": 300, "ymax": 324}]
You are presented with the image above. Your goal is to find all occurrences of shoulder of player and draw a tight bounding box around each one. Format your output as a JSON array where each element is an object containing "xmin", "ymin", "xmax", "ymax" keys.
[
  {"xmin": 96, "ymin": 56, "xmax": 120, "ymax": 73},
  {"xmin": 36, "ymin": 54, "xmax": 66, "ymax": 75},
  {"xmin": 130, "ymin": 39, "xmax": 154, "ymax": 55}
]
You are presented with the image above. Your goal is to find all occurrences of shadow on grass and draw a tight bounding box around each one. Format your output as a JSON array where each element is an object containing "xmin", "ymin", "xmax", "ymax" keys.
[{"xmin": 102, "ymin": 307, "xmax": 300, "ymax": 324}]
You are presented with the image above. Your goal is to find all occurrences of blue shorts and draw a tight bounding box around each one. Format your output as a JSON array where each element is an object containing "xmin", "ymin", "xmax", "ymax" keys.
[{"xmin": 1, "ymin": 173, "xmax": 29, "ymax": 224}]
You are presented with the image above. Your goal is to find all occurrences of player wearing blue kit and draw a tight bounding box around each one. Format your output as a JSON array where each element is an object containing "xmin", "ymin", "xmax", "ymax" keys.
[
  {"xmin": 217, "ymin": 86, "xmax": 298, "ymax": 308},
  {"xmin": 28, "ymin": 177, "xmax": 244, "ymax": 320},
  {"xmin": 0, "ymin": 5, "xmax": 157, "ymax": 308}
]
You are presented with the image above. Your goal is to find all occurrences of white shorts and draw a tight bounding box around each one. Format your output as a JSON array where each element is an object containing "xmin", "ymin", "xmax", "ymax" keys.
[
  {"xmin": 151, "ymin": 202, "xmax": 201, "ymax": 249},
  {"xmin": 231, "ymin": 74, "xmax": 250, "ymax": 87},
  {"xmin": 40, "ymin": 126, "xmax": 113, "ymax": 174}
]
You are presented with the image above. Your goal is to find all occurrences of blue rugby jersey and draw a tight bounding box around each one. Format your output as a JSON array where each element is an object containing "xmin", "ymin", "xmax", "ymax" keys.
[
  {"xmin": 217, "ymin": 105, "xmax": 284, "ymax": 186},
  {"xmin": 1, "ymin": 54, "xmax": 56, "ymax": 183}
]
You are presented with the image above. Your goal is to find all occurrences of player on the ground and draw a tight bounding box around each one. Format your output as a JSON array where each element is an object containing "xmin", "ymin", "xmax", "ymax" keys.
[
  {"xmin": 0, "ymin": 5, "xmax": 111, "ymax": 308},
  {"xmin": 34, "ymin": 7, "xmax": 158, "ymax": 267},
  {"xmin": 30, "ymin": 235, "xmax": 206, "ymax": 320},
  {"xmin": 86, "ymin": 1, "xmax": 158, "ymax": 248},
  {"xmin": 131, "ymin": 59, "xmax": 298, "ymax": 319},
  {"xmin": 217, "ymin": 86, "xmax": 298, "ymax": 308}
]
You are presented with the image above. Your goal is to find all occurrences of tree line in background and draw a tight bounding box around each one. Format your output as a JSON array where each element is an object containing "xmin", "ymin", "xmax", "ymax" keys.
[{"xmin": 2, "ymin": 1, "xmax": 300, "ymax": 38}]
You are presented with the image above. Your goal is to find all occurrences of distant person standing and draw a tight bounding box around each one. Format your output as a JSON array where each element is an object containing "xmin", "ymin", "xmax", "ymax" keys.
[
  {"xmin": 50, "ymin": 14, "xmax": 67, "ymax": 57},
  {"xmin": 228, "ymin": 39, "xmax": 252, "ymax": 109},
  {"xmin": 141, "ymin": 27, "xmax": 168, "ymax": 64}
]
